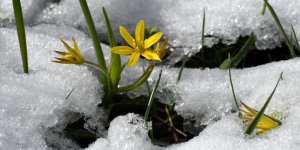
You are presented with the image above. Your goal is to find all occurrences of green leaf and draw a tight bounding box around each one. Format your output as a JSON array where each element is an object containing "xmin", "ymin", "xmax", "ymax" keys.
[
  {"xmin": 102, "ymin": 7, "xmax": 121, "ymax": 91},
  {"xmin": 79, "ymin": 0, "xmax": 111, "ymax": 107},
  {"xmin": 261, "ymin": 2, "xmax": 267, "ymax": 15},
  {"xmin": 201, "ymin": 9, "xmax": 206, "ymax": 64},
  {"xmin": 13, "ymin": 0, "xmax": 28, "ymax": 73},
  {"xmin": 291, "ymin": 25, "xmax": 300, "ymax": 53},
  {"xmin": 245, "ymin": 72, "xmax": 283, "ymax": 135},
  {"xmin": 227, "ymin": 54, "xmax": 241, "ymax": 116},
  {"xmin": 219, "ymin": 33, "xmax": 255, "ymax": 69},
  {"xmin": 117, "ymin": 63, "xmax": 155, "ymax": 92},
  {"xmin": 177, "ymin": 53, "xmax": 189, "ymax": 83},
  {"xmin": 262, "ymin": 0, "xmax": 296, "ymax": 57},
  {"xmin": 144, "ymin": 69, "xmax": 163, "ymax": 122}
]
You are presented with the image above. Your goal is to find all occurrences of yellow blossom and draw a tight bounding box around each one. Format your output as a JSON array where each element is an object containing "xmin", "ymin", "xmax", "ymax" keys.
[
  {"xmin": 240, "ymin": 101, "xmax": 282, "ymax": 135},
  {"xmin": 53, "ymin": 37, "xmax": 84, "ymax": 64},
  {"xmin": 111, "ymin": 20, "xmax": 162, "ymax": 67},
  {"xmin": 154, "ymin": 36, "xmax": 170, "ymax": 59}
]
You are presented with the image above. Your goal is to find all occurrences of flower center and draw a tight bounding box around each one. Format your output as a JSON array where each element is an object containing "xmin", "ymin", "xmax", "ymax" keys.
[{"xmin": 133, "ymin": 40, "xmax": 144, "ymax": 52}]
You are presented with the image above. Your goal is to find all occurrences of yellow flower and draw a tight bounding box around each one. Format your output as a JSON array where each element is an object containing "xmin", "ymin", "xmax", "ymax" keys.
[
  {"xmin": 240, "ymin": 101, "xmax": 282, "ymax": 135},
  {"xmin": 111, "ymin": 20, "xmax": 162, "ymax": 67},
  {"xmin": 154, "ymin": 36, "xmax": 170, "ymax": 59},
  {"xmin": 53, "ymin": 37, "xmax": 84, "ymax": 64}
]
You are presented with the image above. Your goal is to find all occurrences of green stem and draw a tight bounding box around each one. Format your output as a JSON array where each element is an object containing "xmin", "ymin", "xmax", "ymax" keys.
[
  {"xmin": 117, "ymin": 62, "xmax": 155, "ymax": 93},
  {"xmin": 201, "ymin": 9, "xmax": 206, "ymax": 65},
  {"xmin": 79, "ymin": 0, "xmax": 112, "ymax": 107},
  {"xmin": 245, "ymin": 72, "xmax": 283, "ymax": 135},
  {"xmin": 144, "ymin": 69, "xmax": 163, "ymax": 122},
  {"xmin": 13, "ymin": 0, "xmax": 28, "ymax": 74},
  {"xmin": 263, "ymin": 0, "xmax": 296, "ymax": 58},
  {"xmin": 102, "ymin": 7, "xmax": 121, "ymax": 91}
]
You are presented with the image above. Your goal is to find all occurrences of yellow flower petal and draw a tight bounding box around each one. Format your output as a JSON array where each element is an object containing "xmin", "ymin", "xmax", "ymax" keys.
[
  {"xmin": 72, "ymin": 37, "xmax": 83, "ymax": 56},
  {"xmin": 144, "ymin": 32, "xmax": 163, "ymax": 49},
  {"xmin": 157, "ymin": 36, "xmax": 169, "ymax": 59},
  {"xmin": 120, "ymin": 26, "xmax": 135, "ymax": 47},
  {"xmin": 53, "ymin": 38, "xmax": 84, "ymax": 64},
  {"xmin": 128, "ymin": 52, "xmax": 140, "ymax": 67},
  {"xmin": 135, "ymin": 20, "xmax": 144, "ymax": 42},
  {"xmin": 60, "ymin": 39, "xmax": 76, "ymax": 56},
  {"xmin": 53, "ymin": 50, "xmax": 68, "ymax": 56},
  {"xmin": 111, "ymin": 46, "xmax": 134, "ymax": 55},
  {"xmin": 141, "ymin": 50, "xmax": 161, "ymax": 61}
]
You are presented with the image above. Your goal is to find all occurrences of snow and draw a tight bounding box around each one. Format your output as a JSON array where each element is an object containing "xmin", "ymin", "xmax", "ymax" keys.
[
  {"xmin": 0, "ymin": 26, "xmax": 104, "ymax": 149},
  {"xmin": 2, "ymin": 0, "xmax": 300, "ymax": 63},
  {"xmin": 87, "ymin": 113, "xmax": 160, "ymax": 150},
  {"xmin": 86, "ymin": 58, "xmax": 300, "ymax": 150},
  {"xmin": 1, "ymin": 0, "xmax": 300, "ymax": 149},
  {"xmin": 36, "ymin": 0, "xmax": 300, "ymax": 62}
]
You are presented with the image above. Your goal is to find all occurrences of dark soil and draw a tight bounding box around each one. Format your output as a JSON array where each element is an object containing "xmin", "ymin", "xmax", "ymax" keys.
[{"xmin": 174, "ymin": 36, "xmax": 296, "ymax": 69}]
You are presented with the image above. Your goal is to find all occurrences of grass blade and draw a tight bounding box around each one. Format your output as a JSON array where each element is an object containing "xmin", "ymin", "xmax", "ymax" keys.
[
  {"xmin": 117, "ymin": 63, "xmax": 155, "ymax": 92},
  {"xmin": 143, "ymin": 67, "xmax": 151, "ymax": 96},
  {"xmin": 291, "ymin": 25, "xmax": 300, "ymax": 53},
  {"xmin": 79, "ymin": 0, "xmax": 112, "ymax": 107},
  {"xmin": 201, "ymin": 9, "xmax": 206, "ymax": 64},
  {"xmin": 219, "ymin": 33, "xmax": 255, "ymax": 69},
  {"xmin": 102, "ymin": 7, "xmax": 121, "ymax": 91},
  {"xmin": 261, "ymin": 2, "xmax": 267, "ymax": 15},
  {"xmin": 177, "ymin": 53, "xmax": 189, "ymax": 83},
  {"xmin": 144, "ymin": 69, "xmax": 163, "ymax": 122},
  {"xmin": 263, "ymin": 0, "xmax": 296, "ymax": 57},
  {"xmin": 13, "ymin": 0, "xmax": 28, "ymax": 73},
  {"xmin": 228, "ymin": 54, "xmax": 241, "ymax": 116},
  {"xmin": 245, "ymin": 72, "xmax": 283, "ymax": 135}
]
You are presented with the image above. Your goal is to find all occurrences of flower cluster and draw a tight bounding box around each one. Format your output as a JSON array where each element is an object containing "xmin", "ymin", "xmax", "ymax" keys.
[{"xmin": 111, "ymin": 20, "xmax": 169, "ymax": 67}]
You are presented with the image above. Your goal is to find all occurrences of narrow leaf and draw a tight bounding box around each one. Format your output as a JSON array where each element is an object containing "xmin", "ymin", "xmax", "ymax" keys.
[
  {"xmin": 13, "ymin": 0, "xmax": 28, "ymax": 73},
  {"xmin": 201, "ymin": 9, "xmax": 206, "ymax": 64},
  {"xmin": 263, "ymin": 0, "xmax": 296, "ymax": 57},
  {"xmin": 79, "ymin": 0, "xmax": 111, "ymax": 107},
  {"xmin": 291, "ymin": 25, "xmax": 300, "ymax": 53},
  {"xmin": 103, "ymin": 7, "xmax": 121, "ymax": 91},
  {"xmin": 177, "ymin": 53, "xmax": 189, "ymax": 83},
  {"xmin": 144, "ymin": 69, "xmax": 163, "ymax": 122},
  {"xmin": 261, "ymin": 2, "xmax": 267, "ymax": 15},
  {"xmin": 228, "ymin": 54, "xmax": 241, "ymax": 116},
  {"xmin": 219, "ymin": 33, "xmax": 255, "ymax": 69},
  {"xmin": 245, "ymin": 72, "xmax": 283, "ymax": 135},
  {"xmin": 117, "ymin": 63, "xmax": 155, "ymax": 92}
]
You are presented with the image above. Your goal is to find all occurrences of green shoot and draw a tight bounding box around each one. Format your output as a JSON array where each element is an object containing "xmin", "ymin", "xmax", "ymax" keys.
[
  {"xmin": 143, "ymin": 67, "xmax": 152, "ymax": 96},
  {"xmin": 219, "ymin": 33, "xmax": 255, "ymax": 69},
  {"xmin": 177, "ymin": 52, "xmax": 189, "ymax": 83},
  {"xmin": 201, "ymin": 9, "xmax": 206, "ymax": 64},
  {"xmin": 13, "ymin": 0, "xmax": 28, "ymax": 73},
  {"xmin": 261, "ymin": 2, "xmax": 267, "ymax": 15},
  {"xmin": 262, "ymin": 0, "xmax": 296, "ymax": 57},
  {"xmin": 245, "ymin": 72, "xmax": 283, "ymax": 135},
  {"xmin": 79, "ymin": 0, "xmax": 111, "ymax": 107},
  {"xmin": 144, "ymin": 69, "xmax": 163, "ymax": 122},
  {"xmin": 102, "ymin": 7, "xmax": 122, "ymax": 91},
  {"xmin": 290, "ymin": 25, "xmax": 300, "ymax": 53},
  {"xmin": 117, "ymin": 63, "xmax": 155, "ymax": 93},
  {"xmin": 228, "ymin": 54, "xmax": 241, "ymax": 116}
]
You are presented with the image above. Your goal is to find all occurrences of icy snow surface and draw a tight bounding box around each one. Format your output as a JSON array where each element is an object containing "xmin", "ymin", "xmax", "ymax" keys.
[
  {"xmin": 1, "ymin": 0, "xmax": 300, "ymax": 63},
  {"xmin": 1, "ymin": 0, "xmax": 300, "ymax": 149},
  {"xmin": 0, "ymin": 25, "xmax": 105, "ymax": 149},
  {"xmin": 88, "ymin": 59, "xmax": 300, "ymax": 150}
]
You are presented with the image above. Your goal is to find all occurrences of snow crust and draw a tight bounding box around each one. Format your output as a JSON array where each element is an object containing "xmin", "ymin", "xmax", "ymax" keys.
[
  {"xmin": 1, "ymin": 0, "xmax": 300, "ymax": 149},
  {"xmin": 0, "ymin": 26, "xmax": 103, "ymax": 149},
  {"xmin": 89, "ymin": 57, "xmax": 300, "ymax": 150},
  {"xmin": 1, "ymin": 0, "xmax": 300, "ymax": 62}
]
